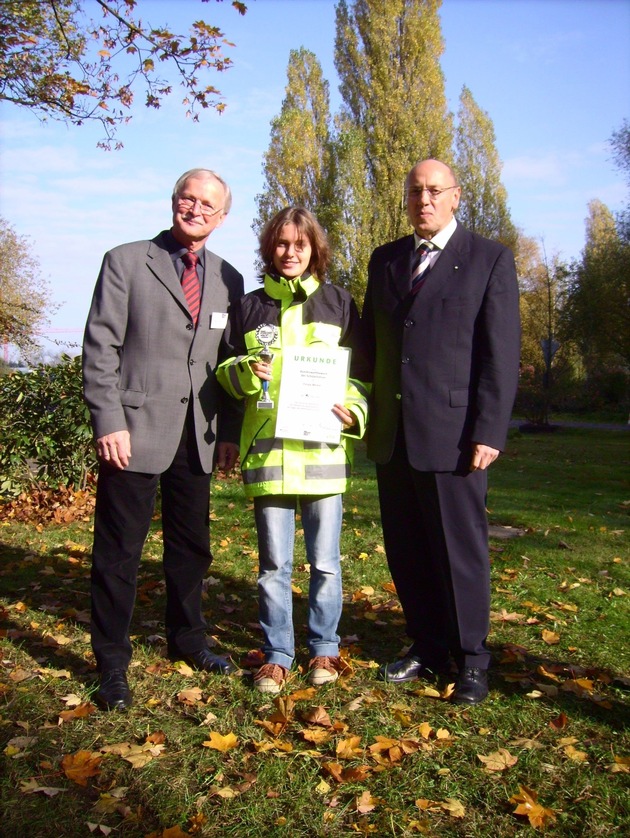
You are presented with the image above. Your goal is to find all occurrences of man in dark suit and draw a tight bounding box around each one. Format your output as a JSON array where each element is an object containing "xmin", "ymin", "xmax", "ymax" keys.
[
  {"xmin": 362, "ymin": 159, "xmax": 520, "ymax": 705},
  {"xmin": 83, "ymin": 168, "xmax": 244, "ymax": 710}
]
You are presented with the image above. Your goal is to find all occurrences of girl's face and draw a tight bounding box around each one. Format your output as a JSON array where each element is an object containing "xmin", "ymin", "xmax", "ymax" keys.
[{"xmin": 272, "ymin": 223, "xmax": 312, "ymax": 278}]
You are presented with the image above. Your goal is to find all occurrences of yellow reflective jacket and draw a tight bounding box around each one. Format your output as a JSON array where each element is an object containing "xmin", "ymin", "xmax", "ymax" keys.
[{"xmin": 217, "ymin": 273, "xmax": 370, "ymax": 497}]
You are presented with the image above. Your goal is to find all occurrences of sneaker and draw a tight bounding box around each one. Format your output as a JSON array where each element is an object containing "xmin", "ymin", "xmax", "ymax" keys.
[
  {"xmin": 253, "ymin": 663, "xmax": 287, "ymax": 694},
  {"xmin": 308, "ymin": 656, "xmax": 341, "ymax": 686}
]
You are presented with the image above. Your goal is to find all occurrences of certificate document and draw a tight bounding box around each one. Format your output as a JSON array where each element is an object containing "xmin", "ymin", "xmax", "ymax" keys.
[{"xmin": 275, "ymin": 346, "xmax": 351, "ymax": 444}]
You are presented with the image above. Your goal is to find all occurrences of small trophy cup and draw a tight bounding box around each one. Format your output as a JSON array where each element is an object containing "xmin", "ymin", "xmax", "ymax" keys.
[{"xmin": 255, "ymin": 323, "xmax": 278, "ymax": 410}]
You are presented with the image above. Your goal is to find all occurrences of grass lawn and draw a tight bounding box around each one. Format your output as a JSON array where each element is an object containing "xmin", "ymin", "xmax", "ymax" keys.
[{"xmin": 0, "ymin": 427, "xmax": 628, "ymax": 836}]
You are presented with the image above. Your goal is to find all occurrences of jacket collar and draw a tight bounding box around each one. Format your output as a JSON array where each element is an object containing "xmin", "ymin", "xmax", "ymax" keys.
[{"xmin": 263, "ymin": 272, "xmax": 320, "ymax": 302}]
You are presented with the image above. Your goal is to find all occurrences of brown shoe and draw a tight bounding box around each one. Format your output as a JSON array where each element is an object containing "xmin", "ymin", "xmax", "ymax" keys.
[
  {"xmin": 308, "ymin": 656, "xmax": 341, "ymax": 686},
  {"xmin": 253, "ymin": 663, "xmax": 288, "ymax": 694}
]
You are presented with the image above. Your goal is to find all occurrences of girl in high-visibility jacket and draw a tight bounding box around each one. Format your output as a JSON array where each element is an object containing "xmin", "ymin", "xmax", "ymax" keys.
[{"xmin": 217, "ymin": 206, "xmax": 370, "ymax": 694}]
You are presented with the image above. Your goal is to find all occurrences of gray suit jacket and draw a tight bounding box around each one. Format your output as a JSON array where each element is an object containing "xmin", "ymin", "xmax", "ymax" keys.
[
  {"xmin": 83, "ymin": 231, "xmax": 244, "ymax": 474},
  {"xmin": 363, "ymin": 223, "xmax": 520, "ymax": 472}
]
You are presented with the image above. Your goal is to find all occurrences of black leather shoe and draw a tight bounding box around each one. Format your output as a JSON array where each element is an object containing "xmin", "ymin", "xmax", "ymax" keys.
[
  {"xmin": 452, "ymin": 667, "xmax": 488, "ymax": 705},
  {"xmin": 171, "ymin": 647, "xmax": 236, "ymax": 675},
  {"xmin": 96, "ymin": 668, "xmax": 132, "ymax": 711},
  {"xmin": 378, "ymin": 655, "xmax": 447, "ymax": 684}
]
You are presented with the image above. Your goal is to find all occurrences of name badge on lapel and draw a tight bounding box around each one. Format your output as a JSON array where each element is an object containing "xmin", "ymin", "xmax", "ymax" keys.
[{"xmin": 210, "ymin": 312, "xmax": 228, "ymax": 330}]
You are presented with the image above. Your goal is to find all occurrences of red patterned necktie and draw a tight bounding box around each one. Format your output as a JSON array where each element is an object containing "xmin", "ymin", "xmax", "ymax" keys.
[
  {"xmin": 411, "ymin": 242, "xmax": 435, "ymax": 293},
  {"xmin": 181, "ymin": 251, "xmax": 200, "ymax": 327}
]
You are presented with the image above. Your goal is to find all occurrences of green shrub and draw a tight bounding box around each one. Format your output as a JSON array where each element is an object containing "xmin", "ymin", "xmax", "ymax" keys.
[{"xmin": 0, "ymin": 354, "xmax": 96, "ymax": 498}]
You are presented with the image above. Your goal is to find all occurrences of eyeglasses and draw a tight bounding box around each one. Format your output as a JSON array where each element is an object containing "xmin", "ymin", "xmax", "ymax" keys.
[
  {"xmin": 405, "ymin": 186, "xmax": 459, "ymax": 200},
  {"xmin": 177, "ymin": 196, "xmax": 223, "ymax": 217}
]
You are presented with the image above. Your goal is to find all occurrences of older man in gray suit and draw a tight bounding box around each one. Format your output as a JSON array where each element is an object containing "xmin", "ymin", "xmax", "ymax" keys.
[{"xmin": 83, "ymin": 168, "xmax": 244, "ymax": 710}]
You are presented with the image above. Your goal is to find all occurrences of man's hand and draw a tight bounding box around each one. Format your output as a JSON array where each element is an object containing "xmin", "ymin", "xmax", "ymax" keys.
[
  {"xmin": 470, "ymin": 443, "xmax": 500, "ymax": 471},
  {"xmin": 216, "ymin": 442, "xmax": 239, "ymax": 472},
  {"xmin": 96, "ymin": 430, "xmax": 131, "ymax": 470}
]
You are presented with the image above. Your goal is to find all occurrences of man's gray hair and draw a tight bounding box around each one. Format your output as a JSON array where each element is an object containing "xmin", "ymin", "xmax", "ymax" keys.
[{"xmin": 172, "ymin": 168, "xmax": 232, "ymax": 214}]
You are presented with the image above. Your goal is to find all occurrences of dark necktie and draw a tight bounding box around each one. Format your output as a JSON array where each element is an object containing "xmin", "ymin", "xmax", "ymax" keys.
[
  {"xmin": 411, "ymin": 242, "xmax": 435, "ymax": 293},
  {"xmin": 181, "ymin": 251, "xmax": 200, "ymax": 327}
]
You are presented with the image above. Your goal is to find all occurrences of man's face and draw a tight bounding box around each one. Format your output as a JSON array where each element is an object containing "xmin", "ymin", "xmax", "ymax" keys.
[
  {"xmin": 405, "ymin": 161, "xmax": 461, "ymax": 239},
  {"xmin": 171, "ymin": 175, "xmax": 226, "ymax": 249}
]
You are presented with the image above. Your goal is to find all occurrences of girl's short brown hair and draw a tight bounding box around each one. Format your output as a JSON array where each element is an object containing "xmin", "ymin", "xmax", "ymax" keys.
[{"xmin": 259, "ymin": 206, "xmax": 330, "ymax": 280}]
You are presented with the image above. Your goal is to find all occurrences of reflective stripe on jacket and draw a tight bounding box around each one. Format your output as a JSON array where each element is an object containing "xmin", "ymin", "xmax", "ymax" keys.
[{"xmin": 216, "ymin": 273, "xmax": 370, "ymax": 497}]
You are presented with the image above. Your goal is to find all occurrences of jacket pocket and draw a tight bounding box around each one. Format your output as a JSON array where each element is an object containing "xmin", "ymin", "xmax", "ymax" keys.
[
  {"xmin": 449, "ymin": 388, "xmax": 468, "ymax": 407},
  {"xmin": 119, "ymin": 389, "xmax": 146, "ymax": 408}
]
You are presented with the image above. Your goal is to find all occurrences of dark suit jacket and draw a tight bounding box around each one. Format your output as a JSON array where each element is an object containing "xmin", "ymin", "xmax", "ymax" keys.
[
  {"xmin": 362, "ymin": 223, "xmax": 520, "ymax": 472},
  {"xmin": 83, "ymin": 230, "xmax": 244, "ymax": 474}
]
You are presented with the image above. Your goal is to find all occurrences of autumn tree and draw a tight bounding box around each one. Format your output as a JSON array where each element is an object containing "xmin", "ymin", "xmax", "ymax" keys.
[
  {"xmin": 454, "ymin": 85, "xmax": 518, "ymax": 252},
  {"xmin": 253, "ymin": 48, "xmax": 332, "ymax": 248},
  {"xmin": 0, "ymin": 217, "xmax": 54, "ymax": 356},
  {"xmin": 516, "ymin": 234, "xmax": 573, "ymax": 422},
  {"xmin": 0, "ymin": 0, "xmax": 246, "ymax": 149},
  {"xmin": 609, "ymin": 119, "xmax": 630, "ymax": 241},
  {"xmin": 332, "ymin": 0, "xmax": 453, "ymax": 299},
  {"xmin": 562, "ymin": 200, "xmax": 630, "ymax": 369}
]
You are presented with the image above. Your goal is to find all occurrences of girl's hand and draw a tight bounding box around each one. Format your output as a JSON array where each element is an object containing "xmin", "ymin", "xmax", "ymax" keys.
[
  {"xmin": 333, "ymin": 404, "xmax": 357, "ymax": 429},
  {"xmin": 250, "ymin": 360, "xmax": 272, "ymax": 381}
]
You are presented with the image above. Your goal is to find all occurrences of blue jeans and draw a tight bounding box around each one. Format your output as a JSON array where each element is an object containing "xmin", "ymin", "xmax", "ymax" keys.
[{"xmin": 254, "ymin": 494, "xmax": 343, "ymax": 669}]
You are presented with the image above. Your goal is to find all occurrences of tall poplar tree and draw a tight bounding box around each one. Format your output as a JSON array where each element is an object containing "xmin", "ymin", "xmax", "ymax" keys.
[
  {"xmin": 253, "ymin": 48, "xmax": 332, "ymax": 245},
  {"xmin": 454, "ymin": 86, "xmax": 517, "ymax": 252},
  {"xmin": 332, "ymin": 0, "xmax": 453, "ymax": 299}
]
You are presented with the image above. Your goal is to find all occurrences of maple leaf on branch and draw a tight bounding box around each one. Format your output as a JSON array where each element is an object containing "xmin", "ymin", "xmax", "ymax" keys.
[{"xmin": 0, "ymin": 0, "xmax": 248, "ymax": 149}]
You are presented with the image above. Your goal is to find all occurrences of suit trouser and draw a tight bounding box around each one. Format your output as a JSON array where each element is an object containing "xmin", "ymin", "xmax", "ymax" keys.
[
  {"xmin": 375, "ymin": 426, "xmax": 491, "ymax": 670},
  {"xmin": 90, "ymin": 419, "xmax": 212, "ymax": 671}
]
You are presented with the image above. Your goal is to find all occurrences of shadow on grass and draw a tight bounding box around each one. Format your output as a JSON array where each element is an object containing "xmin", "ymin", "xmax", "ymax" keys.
[{"xmin": 2, "ymin": 535, "xmax": 628, "ymax": 732}]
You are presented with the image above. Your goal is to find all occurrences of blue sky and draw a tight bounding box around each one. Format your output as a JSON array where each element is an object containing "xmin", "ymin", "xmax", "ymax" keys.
[{"xmin": 0, "ymin": 0, "xmax": 628, "ymax": 357}]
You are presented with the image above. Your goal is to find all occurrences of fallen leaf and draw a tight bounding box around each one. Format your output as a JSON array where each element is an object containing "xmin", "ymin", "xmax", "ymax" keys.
[
  {"xmin": 172, "ymin": 661, "xmax": 195, "ymax": 677},
  {"xmin": 322, "ymin": 761, "xmax": 344, "ymax": 782},
  {"xmin": 356, "ymin": 790, "xmax": 377, "ymax": 814},
  {"xmin": 209, "ymin": 786, "xmax": 238, "ymax": 799},
  {"xmin": 6, "ymin": 736, "xmax": 37, "ymax": 751},
  {"xmin": 92, "ymin": 786, "xmax": 129, "ymax": 814},
  {"xmin": 510, "ymin": 785, "xmax": 557, "ymax": 829},
  {"xmin": 342, "ymin": 695, "xmax": 365, "ymax": 712},
  {"xmin": 549, "ymin": 712, "xmax": 568, "ymax": 730},
  {"xmin": 415, "ymin": 798, "xmax": 441, "ymax": 812},
  {"xmin": 563, "ymin": 744, "xmax": 588, "ymax": 762},
  {"xmin": 541, "ymin": 629, "xmax": 560, "ymax": 645},
  {"xmin": 61, "ymin": 750, "xmax": 103, "ymax": 786},
  {"xmin": 60, "ymin": 693, "xmax": 83, "ymax": 707},
  {"xmin": 490, "ymin": 609, "xmax": 525, "ymax": 622},
  {"xmin": 478, "ymin": 748, "xmax": 518, "ymax": 772},
  {"xmin": 58, "ymin": 702, "xmax": 97, "ymax": 723},
  {"xmin": 302, "ymin": 706, "xmax": 332, "ymax": 728},
  {"xmin": 301, "ymin": 728, "xmax": 331, "ymax": 745},
  {"xmin": 441, "ymin": 798, "xmax": 466, "ymax": 819},
  {"xmin": 289, "ymin": 687, "xmax": 317, "ymax": 701},
  {"xmin": 336, "ymin": 735, "xmax": 363, "ymax": 760},
  {"xmin": 342, "ymin": 765, "xmax": 371, "ymax": 782},
  {"xmin": 202, "ymin": 732, "xmax": 239, "ymax": 752},
  {"xmin": 86, "ymin": 823, "xmax": 113, "ymax": 835},
  {"xmin": 20, "ymin": 779, "xmax": 67, "ymax": 797},
  {"xmin": 177, "ymin": 687, "xmax": 203, "ymax": 705},
  {"xmin": 609, "ymin": 755, "xmax": 630, "ymax": 773},
  {"xmin": 508, "ymin": 737, "xmax": 544, "ymax": 750},
  {"xmin": 9, "ymin": 669, "xmax": 32, "ymax": 683}
]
